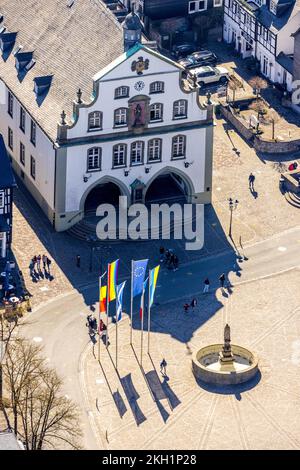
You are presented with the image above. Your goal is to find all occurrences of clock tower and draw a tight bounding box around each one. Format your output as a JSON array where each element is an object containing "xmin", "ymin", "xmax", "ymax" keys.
[{"xmin": 122, "ymin": 11, "xmax": 143, "ymax": 52}]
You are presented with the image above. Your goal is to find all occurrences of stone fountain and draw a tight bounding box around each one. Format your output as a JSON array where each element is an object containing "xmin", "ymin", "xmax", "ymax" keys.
[{"xmin": 192, "ymin": 324, "xmax": 258, "ymax": 385}]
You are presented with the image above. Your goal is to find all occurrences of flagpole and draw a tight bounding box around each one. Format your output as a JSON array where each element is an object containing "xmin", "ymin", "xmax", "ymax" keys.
[
  {"xmin": 130, "ymin": 260, "xmax": 133, "ymax": 345},
  {"xmin": 116, "ymin": 296, "xmax": 118, "ymax": 370},
  {"xmin": 106, "ymin": 264, "xmax": 109, "ymax": 348},
  {"xmin": 98, "ymin": 274, "xmax": 101, "ymax": 362},
  {"xmin": 147, "ymin": 271, "xmax": 151, "ymax": 354},
  {"xmin": 140, "ymin": 289, "xmax": 144, "ymax": 366}
]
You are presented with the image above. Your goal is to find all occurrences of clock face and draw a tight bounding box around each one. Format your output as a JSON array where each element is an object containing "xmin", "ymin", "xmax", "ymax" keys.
[{"xmin": 134, "ymin": 81, "xmax": 145, "ymax": 92}]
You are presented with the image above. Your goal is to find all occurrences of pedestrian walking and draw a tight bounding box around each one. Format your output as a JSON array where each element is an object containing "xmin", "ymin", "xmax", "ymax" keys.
[
  {"xmin": 173, "ymin": 254, "xmax": 179, "ymax": 271},
  {"xmin": 248, "ymin": 173, "xmax": 255, "ymax": 191},
  {"xmin": 32, "ymin": 255, "xmax": 37, "ymax": 269},
  {"xmin": 159, "ymin": 246, "xmax": 165, "ymax": 263},
  {"xmin": 165, "ymin": 249, "xmax": 171, "ymax": 267},
  {"xmin": 76, "ymin": 254, "xmax": 81, "ymax": 268},
  {"xmin": 160, "ymin": 358, "xmax": 167, "ymax": 375},
  {"xmin": 37, "ymin": 254, "xmax": 41, "ymax": 271},
  {"xmin": 203, "ymin": 278, "xmax": 210, "ymax": 293},
  {"xmin": 183, "ymin": 303, "xmax": 190, "ymax": 313},
  {"xmin": 219, "ymin": 273, "xmax": 226, "ymax": 291},
  {"xmin": 90, "ymin": 316, "xmax": 97, "ymax": 332},
  {"xmin": 42, "ymin": 254, "xmax": 47, "ymax": 271},
  {"xmin": 46, "ymin": 256, "xmax": 52, "ymax": 273},
  {"xmin": 191, "ymin": 298, "xmax": 197, "ymax": 310}
]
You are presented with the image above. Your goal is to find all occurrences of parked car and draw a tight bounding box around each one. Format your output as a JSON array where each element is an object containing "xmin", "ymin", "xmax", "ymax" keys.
[
  {"xmin": 172, "ymin": 43, "xmax": 197, "ymax": 59},
  {"xmin": 193, "ymin": 66, "xmax": 229, "ymax": 87},
  {"xmin": 179, "ymin": 50, "xmax": 218, "ymax": 69}
]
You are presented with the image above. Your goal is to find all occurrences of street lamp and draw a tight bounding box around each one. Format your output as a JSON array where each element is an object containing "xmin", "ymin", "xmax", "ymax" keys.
[{"xmin": 228, "ymin": 197, "xmax": 238, "ymax": 239}]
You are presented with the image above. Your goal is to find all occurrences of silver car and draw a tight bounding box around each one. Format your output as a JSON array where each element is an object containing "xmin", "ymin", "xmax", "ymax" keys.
[{"xmin": 193, "ymin": 66, "xmax": 229, "ymax": 87}]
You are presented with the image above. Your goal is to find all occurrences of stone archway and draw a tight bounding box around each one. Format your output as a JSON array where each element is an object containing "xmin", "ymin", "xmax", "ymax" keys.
[
  {"xmin": 80, "ymin": 176, "xmax": 130, "ymax": 214},
  {"xmin": 145, "ymin": 167, "xmax": 195, "ymax": 205}
]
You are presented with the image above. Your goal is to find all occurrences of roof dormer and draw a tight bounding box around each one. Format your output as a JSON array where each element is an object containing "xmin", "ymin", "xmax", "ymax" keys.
[
  {"xmin": 0, "ymin": 32, "xmax": 17, "ymax": 52},
  {"xmin": 15, "ymin": 51, "xmax": 34, "ymax": 71},
  {"xmin": 34, "ymin": 76, "xmax": 53, "ymax": 96}
]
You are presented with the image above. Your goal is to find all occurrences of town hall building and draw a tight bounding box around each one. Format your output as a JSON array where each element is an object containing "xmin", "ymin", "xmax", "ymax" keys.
[{"xmin": 0, "ymin": 0, "xmax": 213, "ymax": 232}]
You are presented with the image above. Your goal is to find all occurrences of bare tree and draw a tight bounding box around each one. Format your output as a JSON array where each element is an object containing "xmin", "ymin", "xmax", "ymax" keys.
[
  {"xmin": 227, "ymin": 79, "xmax": 238, "ymax": 103},
  {"xmin": 249, "ymin": 100, "xmax": 268, "ymax": 132},
  {"xmin": 249, "ymin": 76, "xmax": 268, "ymax": 99},
  {"xmin": 3, "ymin": 338, "xmax": 82, "ymax": 449},
  {"xmin": 268, "ymin": 110, "xmax": 280, "ymax": 140},
  {"xmin": 0, "ymin": 309, "xmax": 20, "ymax": 409},
  {"xmin": 3, "ymin": 338, "xmax": 45, "ymax": 436}
]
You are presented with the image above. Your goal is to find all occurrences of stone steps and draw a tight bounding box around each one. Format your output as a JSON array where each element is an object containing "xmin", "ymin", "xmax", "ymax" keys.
[
  {"xmin": 67, "ymin": 208, "xmax": 198, "ymax": 243},
  {"xmin": 284, "ymin": 191, "xmax": 300, "ymax": 209}
]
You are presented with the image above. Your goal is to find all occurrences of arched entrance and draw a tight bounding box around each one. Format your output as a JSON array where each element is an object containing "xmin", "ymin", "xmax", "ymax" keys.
[
  {"xmin": 84, "ymin": 182, "xmax": 121, "ymax": 213},
  {"xmin": 145, "ymin": 170, "xmax": 193, "ymax": 205}
]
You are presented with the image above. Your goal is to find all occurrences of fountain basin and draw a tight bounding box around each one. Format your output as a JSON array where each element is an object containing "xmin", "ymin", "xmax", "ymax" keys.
[{"xmin": 192, "ymin": 344, "xmax": 258, "ymax": 385}]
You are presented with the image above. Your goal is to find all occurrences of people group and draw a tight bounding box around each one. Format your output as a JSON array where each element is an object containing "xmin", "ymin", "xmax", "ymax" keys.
[
  {"xmin": 159, "ymin": 246, "xmax": 179, "ymax": 271},
  {"xmin": 29, "ymin": 254, "xmax": 52, "ymax": 280}
]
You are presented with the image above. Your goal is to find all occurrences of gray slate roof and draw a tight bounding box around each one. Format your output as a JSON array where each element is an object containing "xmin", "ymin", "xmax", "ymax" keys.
[
  {"xmin": 256, "ymin": 1, "xmax": 300, "ymax": 34},
  {"xmin": 0, "ymin": 0, "xmax": 124, "ymax": 142},
  {"xmin": 277, "ymin": 51, "xmax": 294, "ymax": 73}
]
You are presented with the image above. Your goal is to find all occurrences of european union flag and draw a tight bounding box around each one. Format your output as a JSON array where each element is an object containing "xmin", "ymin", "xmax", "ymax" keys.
[{"xmin": 132, "ymin": 259, "xmax": 148, "ymax": 298}]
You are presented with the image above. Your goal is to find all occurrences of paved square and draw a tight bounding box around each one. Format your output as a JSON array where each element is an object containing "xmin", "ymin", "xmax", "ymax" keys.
[{"xmin": 82, "ymin": 270, "xmax": 300, "ymax": 450}]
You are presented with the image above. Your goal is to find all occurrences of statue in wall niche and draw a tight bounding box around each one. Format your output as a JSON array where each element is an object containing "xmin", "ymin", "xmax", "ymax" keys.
[{"xmin": 133, "ymin": 103, "xmax": 143, "ymax": 127}]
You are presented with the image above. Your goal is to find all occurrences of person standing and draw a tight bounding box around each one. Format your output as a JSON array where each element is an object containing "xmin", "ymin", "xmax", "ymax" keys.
[
  {"xmin": 159, "ymin": 246, "xmax": 165, "ymax": 263},
  {"xmin": 46, "ymin": 256, "xmax": 52, "ymax": 273},
  {"xmin": 160, "ymin": 358, "xmax": 167, "ymax": 375},
  {"xmin": 37, "ymin": 254, "xmax": 42, "ymax": 271},
  {"xmin": 248, "ymin": 173, "xmax": 255, "ymax": 191},
  {"xmin": 42, "ymin": 254, "xmax": 47, "ymax": 271},
  {"xmin": 32, "ymin": 255, "xmax": 37, "ymax": 270},
  {"xmin": 191, "ymin": 298, "xmax": 197, "ymax": 310},
  {"xmin": 219, "ymin": 273, "xmax": 226, "ymax": 291},
  {"xmin": 183, "ymin": 303, "xmax": 190, "ymax": 313},
  {"xmin": 173, "ymin": 254, "xmax": 179, "ymax": 271},
  {"xmin": 203, "ymin": 278, "xmax": 210, "ymax": 293},
  {"xmin": 76, "ymin": 255, "xmax": 81, "ymax": 268}
]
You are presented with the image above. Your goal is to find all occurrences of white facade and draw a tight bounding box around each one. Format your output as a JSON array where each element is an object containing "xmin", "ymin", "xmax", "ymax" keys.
[
  {"xmin": 0, "ymin": 44, "xmax": 213, "ymax": 232},
  {"xmin": 223, "ymin": 0, "xmax": 299, "ymax": 91},
  {"xmin": 0, "ymin": 80, "xmax": 56, "ymax": 221}
]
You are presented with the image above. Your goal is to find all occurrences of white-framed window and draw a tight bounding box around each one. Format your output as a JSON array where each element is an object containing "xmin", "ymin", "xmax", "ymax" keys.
[
  {"xmin": 8, "ymin": 127, "xmax": 13, "ymax": 150},
  {"xmin": 115, "ymin": 86, "xmax": 129, "ymax": 99},
  {"xmin": 20, "ymin": 107, "xmax": 26, "ymax": 133},
  {"xmin": 148, "ymin": 139, "xmax": 162, "ymax": 162},
  {"xmin": 114, "ymin": 108, "xmax": 128, "ymax": 126},
  {"xmin": 30, "ymin": 120, "xmax": 36, "ymax": 146},
  {"xmin": 213, "ymin": 0, "xmax": 222, "ymax": 6},
  {"xmin": 88, "ymin": 111, "xmax": 102, "ymax": 131},
  {"xmin": 0, "ymin": 191, "xmax": 4, "ymax": 209},
  {"xmin": 173, "ymin": 100, "xmax": 188, "ymax": 119},
  {"xmin": 20, "ymin": 142, "xmax": 25, "ymax": 166},
  {"xmin": 30, "ymin": 155, "xmax": 36, "ymax": 180},
  {"xmin": 113, "ymin": 144, "xmax": 127, "ymax": 167},
  {"xmin": 130, "ymin": 141, "xmax": 144, "ymax": 166},
  {"xmin": 172, "ymin": 135, "xmax": 186, "ymax": 160},
  {"xmin": 150, "ymin": 103, "xmax": 163, "ymax": 122},
  {"xmin": 149, "ymin": 81, "xmax": 165, "ymax": 94},
  {"xmin": 7, "ymin": 91, "xmax": 13, "ymax": 117},
  {"xmin": 87, "ymin": 147, "xmax": 102, "ymax": 172},
  {"xmin": 188, "ymin": 0, "xmax": 207, "ymax": 13}
]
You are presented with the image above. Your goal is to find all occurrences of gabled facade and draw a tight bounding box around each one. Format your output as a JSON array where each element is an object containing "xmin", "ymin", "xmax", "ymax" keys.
[
  {"xmin": 223, "ymin": 0, "xmax": 300, "ymax": 91},
  {"xmin": 0, "ymin": 134, "xmax": 15, "ymax": 259},
  {"xmin": 0, "ymin": 3, "xmax": 214, "ymax": 233}
]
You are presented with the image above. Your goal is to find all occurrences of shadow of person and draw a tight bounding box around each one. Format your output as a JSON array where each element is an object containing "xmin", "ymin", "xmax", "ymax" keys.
[{"xmin": 250, "ymin": 187, "xmax": 258, "ymax": 199}]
